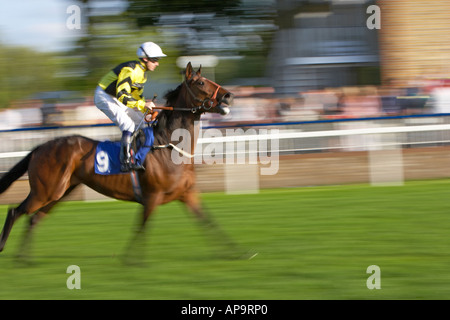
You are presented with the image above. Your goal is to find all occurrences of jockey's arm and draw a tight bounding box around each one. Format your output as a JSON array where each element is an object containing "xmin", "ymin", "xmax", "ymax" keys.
[{"xmin": 115, "ymin": 67, "xmax": 147, "ymax": 112}]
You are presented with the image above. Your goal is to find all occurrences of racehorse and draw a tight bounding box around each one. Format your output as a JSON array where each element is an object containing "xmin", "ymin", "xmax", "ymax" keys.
[{"xmin": 0, "ymin": 62, "xmax": 237, "ymax": 260}]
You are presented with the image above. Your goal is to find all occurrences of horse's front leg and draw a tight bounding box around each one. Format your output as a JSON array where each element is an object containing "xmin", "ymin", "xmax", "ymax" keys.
[
  {"xmin": 122, "ymin": 192, "xmax": 163, "ymax": 265},
  {"xmin": 181, "ymin": 190, "xmax": 253, "ymax": 260}
]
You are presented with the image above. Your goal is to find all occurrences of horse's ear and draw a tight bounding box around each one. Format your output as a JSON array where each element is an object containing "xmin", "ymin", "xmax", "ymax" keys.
[
  {"xmin": 196, "ymin": 65, "xmax": 202, "ymax": 76},
  {"xmin": 185, "ymin": 62, "xmax": 193, "ymax": 80}
]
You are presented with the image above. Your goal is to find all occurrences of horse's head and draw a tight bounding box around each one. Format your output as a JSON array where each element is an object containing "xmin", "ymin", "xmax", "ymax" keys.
[{"xmin": 183, "ymin": 62, "xmax": 233, "ymax": 115}]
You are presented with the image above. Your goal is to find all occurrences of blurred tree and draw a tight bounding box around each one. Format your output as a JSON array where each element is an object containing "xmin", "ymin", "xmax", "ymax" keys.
[
  {"xmin": 0, "ymin": 0, "xmax": 277, "ymax": 110},
  {"xmin": 0, "ymin": 45, "xmax": 66, "ymax": 108},
  {"xmin": 126, "ymin": 0, "xmax": 277, "ymax": 83},
  {"xmin": 63, "ymin": 0, "xmax": 182, "ymax": 97},
  {"xmin": 126, "ymin": 0, "xmax": 242, "ymax": 27}
]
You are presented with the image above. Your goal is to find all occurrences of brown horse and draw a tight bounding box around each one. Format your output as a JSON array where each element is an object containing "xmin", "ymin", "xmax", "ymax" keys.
[{"xmin": 0, "ymin": 62, "xmax": 237, "ymax": 259}]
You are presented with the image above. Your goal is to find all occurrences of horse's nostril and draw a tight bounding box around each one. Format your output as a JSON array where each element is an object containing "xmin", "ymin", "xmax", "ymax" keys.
[{"xmin": 222, "ymin": 93, "xmax": 233, "ymax": 103}]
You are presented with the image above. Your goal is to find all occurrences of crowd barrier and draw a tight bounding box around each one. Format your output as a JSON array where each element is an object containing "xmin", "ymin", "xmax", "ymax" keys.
[{"xmin": 1, "ymin": 114, "xmax": 450, "ymax": 202}]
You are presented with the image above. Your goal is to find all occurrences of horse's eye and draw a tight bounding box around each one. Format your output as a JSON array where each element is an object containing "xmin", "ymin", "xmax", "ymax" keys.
[{"xmin": 198, "ymin": 81, "xmax": 204, "ymax": 86}]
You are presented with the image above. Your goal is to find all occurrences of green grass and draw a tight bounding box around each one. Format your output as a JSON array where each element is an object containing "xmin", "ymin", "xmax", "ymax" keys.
[{"xmin": 1, "ymin": 179, "xmax": 450, "ymax": 299}]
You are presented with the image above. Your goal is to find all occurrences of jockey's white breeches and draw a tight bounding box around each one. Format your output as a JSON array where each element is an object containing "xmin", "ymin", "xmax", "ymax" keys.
[{"xmin": 94, "ymin": 86, "xmax": 143, "ymax": 133}]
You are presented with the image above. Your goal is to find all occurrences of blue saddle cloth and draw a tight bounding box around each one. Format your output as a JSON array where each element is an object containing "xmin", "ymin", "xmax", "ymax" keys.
[{"xmin": 94, "ymin": 127, "xmax": 154, "ymax": 175}]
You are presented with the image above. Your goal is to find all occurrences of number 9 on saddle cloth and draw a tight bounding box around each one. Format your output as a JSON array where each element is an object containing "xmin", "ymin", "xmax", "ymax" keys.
[{"xmin": 95, "ymin": 127, "xmax": 154, "ymax": 175}]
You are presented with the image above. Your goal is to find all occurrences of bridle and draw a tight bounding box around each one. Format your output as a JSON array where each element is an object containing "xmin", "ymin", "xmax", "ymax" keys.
[
  {"xmin": 149, "ymin": 78, "xmax": 223, "ymax": 158},
  {"xmin": 183, "ymin": 78, "xmax": 221, "ymax": 113},
  {"xmin": 152, "ymin": 78, "xmax": 222, "ymax": 114}
]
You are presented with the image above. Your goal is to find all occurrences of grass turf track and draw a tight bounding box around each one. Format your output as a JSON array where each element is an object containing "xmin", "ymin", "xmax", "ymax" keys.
[{"xmin": 0, "ymin": 179, "xmax": 450, "ymax": 300}]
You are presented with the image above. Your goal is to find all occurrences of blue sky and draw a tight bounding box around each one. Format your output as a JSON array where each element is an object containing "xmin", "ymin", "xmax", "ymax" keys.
[
  {"xmin": 0, "ymin": 0, "xmax": 125, "ymax": 52},
  {"xmin": 0, "ymin": 0, "xmax": 78, "ymax": 51},
  {"xmin": 0, "ymin": 0, "xmax": 275, "ymax": 53}
]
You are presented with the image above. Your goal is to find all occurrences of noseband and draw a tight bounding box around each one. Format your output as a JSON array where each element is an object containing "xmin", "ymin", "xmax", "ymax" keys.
[
  {"xmin": 183, "ymin": 79, "xmax": 221, "ymax": 113},
  {"xmin": 149, "ymin": 78, "xmax": 223, "ymax": 115}
]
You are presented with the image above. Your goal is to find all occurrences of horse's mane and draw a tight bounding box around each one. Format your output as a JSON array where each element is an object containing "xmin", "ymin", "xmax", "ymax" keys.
[
  {"xmin": 164, "ymin": 84, "xmax": 182, "ymax": 107},
  {"xmin": 152, "ymin": 84, "xmax": 183, "ymax": 141}
]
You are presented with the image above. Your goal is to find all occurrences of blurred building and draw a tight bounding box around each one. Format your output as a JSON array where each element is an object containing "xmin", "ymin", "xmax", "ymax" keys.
[
  {"xmin": 269, "ymin": 0, "xmax": 380, "ymax": 95},
  {"xmin": 378, "ymin": 0, "xmax": 450, "ymax": 87}
]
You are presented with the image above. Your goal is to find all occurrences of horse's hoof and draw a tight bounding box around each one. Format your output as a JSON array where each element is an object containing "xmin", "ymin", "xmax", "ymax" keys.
[
  {"xmin": 217, "ymin": 249, "xmax": 258, "ymax": 261},
  {"xmin": 245, "ymin": 251, "xmax": 258, "ymax": 260},
  {"xmin": 238, "ymin": 250, "xmax": 258, "ymax": 260}
]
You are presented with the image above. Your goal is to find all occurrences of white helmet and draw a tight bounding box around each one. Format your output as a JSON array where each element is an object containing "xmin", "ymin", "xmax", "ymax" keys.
[{"xmin": 137, "ymin": 42, "xmax": 167, "ymax": 59}]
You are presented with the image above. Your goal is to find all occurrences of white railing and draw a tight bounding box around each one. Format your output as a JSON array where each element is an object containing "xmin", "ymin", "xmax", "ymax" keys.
[{"xmin": 1, "ymin": 115, "xmax": 450, "ymax": 173}]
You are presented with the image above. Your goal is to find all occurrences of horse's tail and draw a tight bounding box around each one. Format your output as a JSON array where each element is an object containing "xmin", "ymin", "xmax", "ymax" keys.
[{"xmin": 0, "ymin": 150, "xmax": 34, "ymax": 194}]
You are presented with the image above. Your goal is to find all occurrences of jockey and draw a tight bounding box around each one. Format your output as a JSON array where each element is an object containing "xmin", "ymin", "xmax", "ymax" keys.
[{"xmin": 94, "ymin": 42, "xmax": 166, "ymax": 172}]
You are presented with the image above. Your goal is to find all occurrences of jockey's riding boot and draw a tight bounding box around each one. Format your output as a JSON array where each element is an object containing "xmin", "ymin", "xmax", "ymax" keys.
[
  {"xmin": 120, "ymin": 131, "xmax": 132, "ymax": 172},
  {"xmin": 120, "ymin": 131, "xmax": 145, "ymax": 172}
]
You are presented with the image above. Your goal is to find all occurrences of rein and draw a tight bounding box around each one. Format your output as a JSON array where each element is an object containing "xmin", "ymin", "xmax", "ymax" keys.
[
  {"xmin": 148, "ymin": 79, "xmax": 221, "ymax": 159},
  {"xmin": 151, "ymin": 79, "xmax": 221, "ymax": 114},
  {"xmin": 183, "ymin": 78, "xmax": 221, "ymax": 112}
]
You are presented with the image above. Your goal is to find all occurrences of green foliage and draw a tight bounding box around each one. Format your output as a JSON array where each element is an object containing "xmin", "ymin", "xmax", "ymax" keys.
[
  {"xmin": 66, "ymin": 24, "xmax": 182, "ymax": 94},
  {"xmin": 0, "ymin": 22, "xmax": 183, "ymax": 108},
  {"xmin": 0, "ymin": 0, "xmax": 276, "ymax": 109},
  {"xmin": 127, "ymin": 0, "xmax": 242, "ymax": 27},
  {"xmin": 0, "ymin": 45, "xmax": 67, "ymax": 108}
]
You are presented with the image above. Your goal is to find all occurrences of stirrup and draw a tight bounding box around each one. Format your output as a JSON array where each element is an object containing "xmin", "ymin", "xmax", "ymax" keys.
[
  {"xmin": 120, "ymin": 162, "xmax": 129, "ymax": 172},
  {"xmin": 121, "ymin": 161, "xmax": 145, "ymax": 172},
  {"xmin": 129, "ymin": 163, "xmax": 146, "ymax": 171}
]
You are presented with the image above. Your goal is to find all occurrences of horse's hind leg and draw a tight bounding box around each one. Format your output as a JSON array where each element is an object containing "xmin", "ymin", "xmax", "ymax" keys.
[
  {"xmin": 0, "ymin": 192, "xmax": 49, "ymax": 252},
  {"xmin": 0, "ymin": 182, "xmax": 77, "ymax": 253},
  {"xmin": 17, "ymin": 184, "xmax": 79, "ymax": 257},
  {"xmin": 16, "ymin": 202, "xmax": 56, "ymax": 258},
  {"xmin": 0, "ymin": 207, "xmax": 21, "ymax": 252}
]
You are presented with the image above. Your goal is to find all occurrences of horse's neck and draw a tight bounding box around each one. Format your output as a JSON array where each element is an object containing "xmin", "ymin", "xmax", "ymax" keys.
[
  {"xmin": 161, "ymin": 111, "xmax": 201, "ymax": 154},
  {"xmin": 173, "ymin": 91, "xmax": 202, "ymax": 154},
  {"xmin": 154, "ymin": 87, "xmax": 202, "ymax": 154}
]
